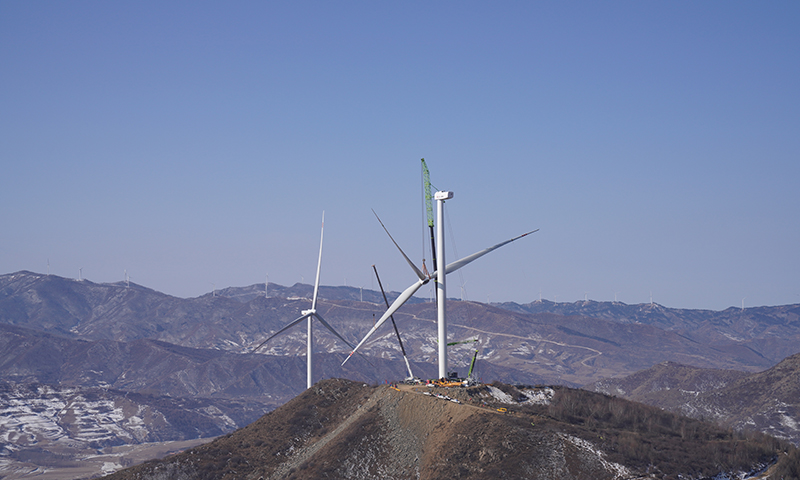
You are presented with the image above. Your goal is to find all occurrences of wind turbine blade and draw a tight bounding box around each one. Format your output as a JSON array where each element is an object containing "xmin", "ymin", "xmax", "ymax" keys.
[
  {"xmin": 313, "ymin": 313, "xmax": 355, "ymax": 351},
  {"xmin": 342, "ymin": 278, "xmax": 425, "ymax": 365},
  {"xmin": 373, "ymin": 264, "xmax": 407, "ymax": 356},
  {"xmin": 311, "ymin": 211, "xmax": 324, "ymax": 311},
  {"xmin": 372, "ymin": 209, "xmax": 426, "ymax": 281},
  {"xmin": 374, "ymin": 264, "xmax": 413, "ymax": 379},
  {"xmin": 251, "ymin": 313, "xmax": 311, "ymax": 353},
  {"xmin": 444, "ymin": 229, "xmax": 539, "ymax": 275}
]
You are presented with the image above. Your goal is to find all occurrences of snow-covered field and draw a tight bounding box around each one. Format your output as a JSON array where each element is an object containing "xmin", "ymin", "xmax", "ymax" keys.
[
  {"xmin": 0, "ymin": 383, "xmax": 162, "ymax": 454},
  {"xmin": 0, "ymin": 382, "xmax": 233, "ymax": 478}
]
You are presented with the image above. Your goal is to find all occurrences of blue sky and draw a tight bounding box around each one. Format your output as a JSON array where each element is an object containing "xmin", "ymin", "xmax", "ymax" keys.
[{"xmin": 2, "ymin": 2, "xmax": 798, "ymax": 310}]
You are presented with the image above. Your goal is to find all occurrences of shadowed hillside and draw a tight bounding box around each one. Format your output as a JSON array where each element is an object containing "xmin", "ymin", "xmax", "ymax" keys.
[{"xmin": 590, "ymin": 352, "xmax": 800, "ymax": 445}]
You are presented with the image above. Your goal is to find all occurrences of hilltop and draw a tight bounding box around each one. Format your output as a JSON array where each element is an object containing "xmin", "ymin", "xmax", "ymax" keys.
[{"xmin": 103, "ymin": 378, "xmax": 795, "ymax": 480}]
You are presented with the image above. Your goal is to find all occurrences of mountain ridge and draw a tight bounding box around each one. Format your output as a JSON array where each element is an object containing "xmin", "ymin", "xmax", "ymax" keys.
[{"xmin": 3, "ymin": 270, "xmax": 797, "ymax": 382}]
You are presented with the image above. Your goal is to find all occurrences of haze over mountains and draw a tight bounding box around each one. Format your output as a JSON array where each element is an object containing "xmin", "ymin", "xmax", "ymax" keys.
[{"xmin": 1, "ymin": 270, "xmax": 799, "ymax": 477}]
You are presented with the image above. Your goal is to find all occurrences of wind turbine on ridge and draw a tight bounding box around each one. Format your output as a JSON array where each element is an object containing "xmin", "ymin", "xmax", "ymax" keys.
[
  {"xmin": 252, "ymin": 212, "xmax": 355, "ymax": 389},
  {"xmin": 344, "ymin": 187, "xmax": 538, "ymax": 380}
]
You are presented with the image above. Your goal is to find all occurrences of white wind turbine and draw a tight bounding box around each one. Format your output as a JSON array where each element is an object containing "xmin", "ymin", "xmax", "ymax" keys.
[
  {"xmin": 343, "ymin": 193, "xmax": 537, "ymax": 379},
  {"xmin": 252, "ymin": 212, "xmax": 355, "ymax": 389}
]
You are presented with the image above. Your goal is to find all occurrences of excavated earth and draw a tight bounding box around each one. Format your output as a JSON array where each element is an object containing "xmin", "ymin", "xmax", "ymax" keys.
[{"xmin": 102, "ymin": 378, "xmax": 793, "ymax": 480}]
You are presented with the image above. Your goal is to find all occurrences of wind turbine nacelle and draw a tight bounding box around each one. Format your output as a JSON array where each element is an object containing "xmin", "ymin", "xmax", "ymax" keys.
[
  {"xmin": 302, "ymin": 309, "xmax": 315, "ymax": 315},
  {"xmin": 434, "ymin": 191, "xmax": 454, "ymax": 200}
]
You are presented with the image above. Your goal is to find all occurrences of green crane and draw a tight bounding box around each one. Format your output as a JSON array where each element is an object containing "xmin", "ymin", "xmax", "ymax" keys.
[
  {"xmin": 421, "ymin": 158, "xmax": 436, "ymax": 278},
  {"xmin": 466, "ymin": 347, "xmax": 479, "ymax": 385},
  {"xmin": 440, "ymin": 338, "xmax": 478, "ymax": 379}
]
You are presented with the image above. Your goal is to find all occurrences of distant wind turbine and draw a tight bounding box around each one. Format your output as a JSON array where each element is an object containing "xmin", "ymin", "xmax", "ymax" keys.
[{"xmin": 252, "ymin": 213, "xmax": 354, "ymax": 389}]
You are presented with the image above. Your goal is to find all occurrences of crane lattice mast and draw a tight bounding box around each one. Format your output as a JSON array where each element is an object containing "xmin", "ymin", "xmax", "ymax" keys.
[{"xmin": 421, "ymin": 158, "xmax": 436, "ymax": 278}]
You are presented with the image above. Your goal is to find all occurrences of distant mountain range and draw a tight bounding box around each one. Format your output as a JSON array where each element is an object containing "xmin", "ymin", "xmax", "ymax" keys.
[
  {"xmin": 1, "ymin": 270, "xmax": 799, "ymax": 477},
  {"xmin": 496, "ymin": 298, "xmax": 800, "ymax": 364},
  {"xmin": 4, "ymin": 271, "xmax": 799, "ymax": 382}
]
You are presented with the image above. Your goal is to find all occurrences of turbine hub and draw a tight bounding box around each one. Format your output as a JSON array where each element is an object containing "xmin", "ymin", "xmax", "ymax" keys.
[{"xmin": 302, "ymin": 309, "xmax": 315, "ymax": 315}]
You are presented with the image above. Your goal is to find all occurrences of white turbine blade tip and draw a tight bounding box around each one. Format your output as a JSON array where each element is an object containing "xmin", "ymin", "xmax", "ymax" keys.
[
  {"xmin": 372, "ymin": 209, "xmax": 426, "ymax": 281},
  {"xmin": 341, "ymin": 351, "xmax": 355, "ymax": 366}
]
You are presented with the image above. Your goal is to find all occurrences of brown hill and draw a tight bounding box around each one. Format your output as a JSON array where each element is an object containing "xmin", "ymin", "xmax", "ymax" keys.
[
  {"xmin": 590, "ymin": 352, "xmax": 800, "ymax": 445},
  {"xmin": 102, "ymin": 379, "xmax": 794, "ymax": 480}
]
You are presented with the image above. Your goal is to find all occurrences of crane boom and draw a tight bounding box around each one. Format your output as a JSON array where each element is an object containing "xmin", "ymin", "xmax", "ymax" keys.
[
  {"xmin": 422, "ymin": 158, "xmax": 434, "ymax": 229},
  {"xmin": 421, "ymin": 158, "xmax": 437, "ymax": 277},
  {"xmin": 466, "ymin": 348, "xmax": 479, "ymax": 382}
]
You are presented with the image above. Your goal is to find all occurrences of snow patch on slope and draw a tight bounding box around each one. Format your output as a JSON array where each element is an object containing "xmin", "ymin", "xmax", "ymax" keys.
[
  {"xmin": 560, "ymin": 434, "xmax": 632, "ymax": 479},
  {"xmin": 486, "ymin": 386, "xmax": 514, "ymax": 404}
]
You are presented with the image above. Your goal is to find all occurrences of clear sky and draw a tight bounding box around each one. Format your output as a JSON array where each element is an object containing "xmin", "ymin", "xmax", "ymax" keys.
[{"xmin": 2, "ymin": 2, "xmax": 798, "ymax": 311}]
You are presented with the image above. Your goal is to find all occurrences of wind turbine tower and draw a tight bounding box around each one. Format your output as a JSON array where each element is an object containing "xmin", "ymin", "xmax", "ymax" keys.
[
  {"xmin": 343, "ymin": 168, "xmax": 537, "ymax": 382},
  {"xmin": 252, "ymin": 213, "xmax": 354, "ymax": 389},
  {"xmin": 435, "ymin": 190, "xmax": 452, "ymax": 379}
]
